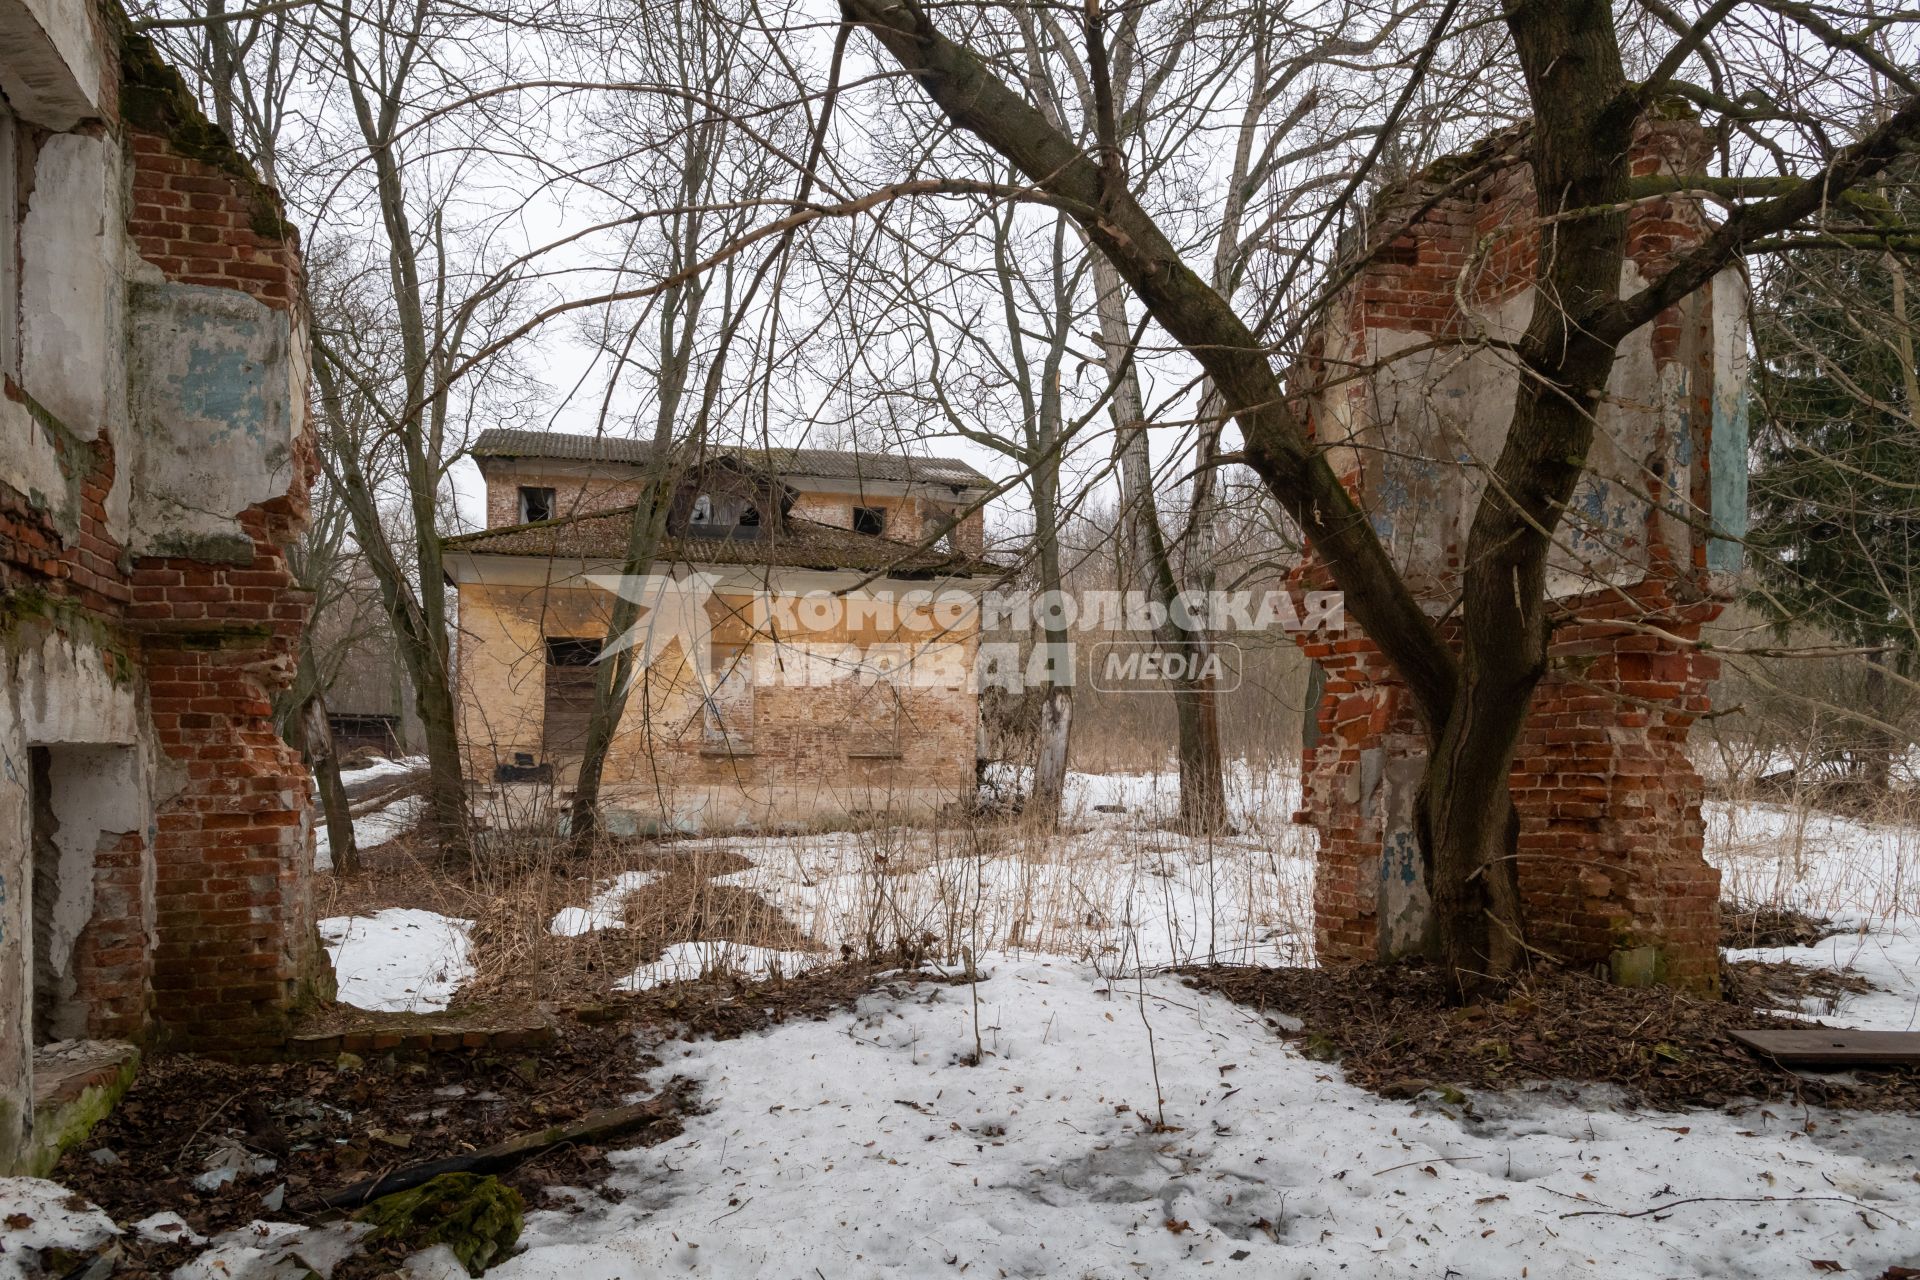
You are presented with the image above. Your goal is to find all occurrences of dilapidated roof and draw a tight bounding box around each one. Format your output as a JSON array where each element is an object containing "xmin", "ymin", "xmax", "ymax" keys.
[
  {"xmin": 444, "ymin": 506, "xmax": 995, "ymax": 579},
  {"xmin": 470, "ymin": 428, "xmax": 992, "ymax": 490}
]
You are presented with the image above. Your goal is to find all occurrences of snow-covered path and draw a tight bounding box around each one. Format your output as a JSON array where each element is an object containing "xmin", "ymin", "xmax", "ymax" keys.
[{"xmin": 493, "ymin": 956, "xmax": 1920, "ymax": 1280}]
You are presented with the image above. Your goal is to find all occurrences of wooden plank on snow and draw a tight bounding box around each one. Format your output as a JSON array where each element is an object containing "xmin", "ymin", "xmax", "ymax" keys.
[{"xmin": 1728, "ymin": 1029, "xmax": 1920, "ymax": 1067}]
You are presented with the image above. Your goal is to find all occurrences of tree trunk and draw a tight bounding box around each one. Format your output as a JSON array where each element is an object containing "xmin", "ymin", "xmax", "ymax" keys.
[
  {"xmin": 1416, "ymin": 0, "xmax": 1636, "ymax": 992},
  {"xmin": 312, "ymin": 357, "xmax": 469, "ymax": 857},
  {"xmin": 1092, "ymin": 255, "xmax": 1228, "ymax": 834},
  {"xmin": 839, "ymin": 0, "xmax": 1920, "ymax": 993},
  {"xmin": 1028, "ymin": 454, "xmax": 1074, "ymax": 826},
  {"xmin": 567, "ymin": 477, "xmax": 674, "ymax": 850},
  {"xmin": 302, "ymin": 694, "xmax": 360, "ymax": 876}
]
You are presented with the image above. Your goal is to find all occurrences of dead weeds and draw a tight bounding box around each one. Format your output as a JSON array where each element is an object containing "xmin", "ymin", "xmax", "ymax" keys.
[
  {"xmin": 1185, "ymin": 960, "xmax": 1920, "ymax": 1113},
  {"xmin": 1720, "ymin": 900, "xmax": 1846, "ymax": 950}
]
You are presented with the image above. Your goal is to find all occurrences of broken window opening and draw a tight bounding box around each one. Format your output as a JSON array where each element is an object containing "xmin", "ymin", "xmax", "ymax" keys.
[
  {"xmin": 691, "ymin": 493, "xmax": 714, "ymax": 524},
  {"xmin": 519, "ymin": 486, "xmax": 556, "ymax": 523},
  {"xmin": 543, "ymin": 636, "xmax": 602, "ymax": 757},
  {"xmin": 853, "ymin": 505, "xmax": 886, "ymax": 536}
]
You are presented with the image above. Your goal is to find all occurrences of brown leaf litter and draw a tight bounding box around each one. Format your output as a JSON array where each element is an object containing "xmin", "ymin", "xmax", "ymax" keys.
[{"xmin": 1185, "ymin": 959, "xmax": 1920, "ymax": 1113}]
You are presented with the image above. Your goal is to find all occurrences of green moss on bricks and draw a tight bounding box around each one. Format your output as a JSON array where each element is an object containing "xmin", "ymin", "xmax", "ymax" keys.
[
  {"xmin": 23, "ymin": 1053, "xmax": 141, "ymax": 1178},
  {"xmin": 116, "ymin": 28, "xmax": 294, "ymax": 243},
  {"xmin": 1609, "ymin": 944, "xmax": 1668, "ymax": 989},
  {"xmin": 0, "ymin": 593, "xmax": 135, "ymax": 680},
  {"xmin": 354, "ymin": 1174, "xmax": 524, "ymax": 1275},
  {"xmin": 147, "ymin": 529, "xmax": 257, "ymax": 565}
]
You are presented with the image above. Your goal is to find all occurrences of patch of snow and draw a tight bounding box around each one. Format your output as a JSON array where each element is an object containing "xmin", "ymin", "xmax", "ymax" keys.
[
  {"xmin": 402, "ymin": 1245, "xmax": 470, "ymax": 1280},
  {"xmin": 548, "ymin": 870, "xmax": 663, "ymax": 937},
  {"xmin": 0, "ymin": 1180, "xmax": 118, "ymax": 1280},
  {"xmin": 132, "ymin": 1212, "xmax": 205, "ymax": 1247},
  {"xmin": 316, "ymin": 795, "xmax": 427, "ymax": 871},
  {"xmin": 1726, "ymin": 922, "xmax": 1920, "ymax": 1032},
  {"xmin": 174, "ymin": 1220, "xmax": 370, "ymax": 1280},
  {"xmin": 489, "ymin": 955, "xmax": 1920, "ymax": 1280},
  {"xmin": 336, "ymin": 756, "xmax": 428, "ymax": 788},
  {"xmin": 701, "ymin": 814, "xmax": 1312, "ymax": 976},
  {"xmin": 1705, "ymin": 797, "xmax": 1920, "ymax": 921},
  {"xmin": 616, "ymin": 941, "xmax": 819, "ymax": 991},
  {"xmin": 319, "ymin": 908, "xmax": 474, "ymax": 1012}
]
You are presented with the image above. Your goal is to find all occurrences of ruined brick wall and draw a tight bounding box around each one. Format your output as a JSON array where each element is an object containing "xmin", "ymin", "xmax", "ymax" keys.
[
  {"xmin": 1, "ymin": 14, "xmax": 320, "ymax": 1144},
  {"xmin": 122, "ymin": 91, "xmax": 325, "ymax": 1053},
  {"xmin": 1295, "ymin": 118, "xmax": 1742, "ymax": 991}
]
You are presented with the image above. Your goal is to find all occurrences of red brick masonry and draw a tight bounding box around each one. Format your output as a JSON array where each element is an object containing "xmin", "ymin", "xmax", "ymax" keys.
[
  {"xmin": 1293, "ymin": 118, "xmax": 1730, "ymax": 991},
  {"xmin": 2, "ymin": 37, "xmax": 320, "ymax": 1052}
]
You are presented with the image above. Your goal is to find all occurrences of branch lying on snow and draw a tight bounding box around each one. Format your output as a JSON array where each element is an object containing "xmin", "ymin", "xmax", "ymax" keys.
[
  {"xmin": 312, "ymin": 1092, "xmax": 685, "ymax": 1210},
  {"xmin": 1559, "ymin": 1194, "xmax": 1901, "ymax": 1223}
]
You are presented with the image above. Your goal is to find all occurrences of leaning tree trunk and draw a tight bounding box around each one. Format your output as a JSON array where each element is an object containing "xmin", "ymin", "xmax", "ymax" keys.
[
  {"xmin": 301, "ymin": 693, "xmax": 360, "ymax": 876},
  {"xmin": 1092, "ymin": 256, "xmax": 1228, "ymax": 834},
  {"xmin": 838, "ymin": 0, "xmax": 1920, "ymax": 994},
  {"xmin": 567, "ymin": 474, "xmax": 674, "ymax": 850}
]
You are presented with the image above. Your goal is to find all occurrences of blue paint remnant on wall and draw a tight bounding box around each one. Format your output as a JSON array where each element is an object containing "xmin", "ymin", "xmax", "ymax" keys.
[
  {"xmin": 175, "ymin": 338, "xmax": 266, "ymax": 446},
  {"xmin": 1371, "ymin": 455, "xmax": 1436, "ymax": 543},
  {"xmin": 1567, "ymin": 476, "xmax": 1630, "ymax": 555},
  {"xmin": 1383, "ymin": 830, "xmax": 1420, "ymax": 886},
  {"xmin": 1708, "ymin": 386, "xmax": 1749, "ymax": 573}
]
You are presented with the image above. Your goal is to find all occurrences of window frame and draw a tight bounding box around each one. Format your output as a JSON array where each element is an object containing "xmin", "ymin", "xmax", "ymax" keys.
[{"xmin": 518, "ymin": 485, "xmax": 557, "ymax": 523}]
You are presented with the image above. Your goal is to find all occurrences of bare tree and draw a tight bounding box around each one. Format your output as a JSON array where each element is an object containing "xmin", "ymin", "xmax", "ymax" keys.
[
  {"xmin": 565, "ymin": 0, "xmax": 795, "ymax": 845},
  {"xmin": 837, "ymin": 0, "xmax": 1920, "ymax": 991}
]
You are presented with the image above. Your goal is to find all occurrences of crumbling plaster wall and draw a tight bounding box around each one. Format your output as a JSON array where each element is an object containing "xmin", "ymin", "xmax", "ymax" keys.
[
  {"xmin": 1, "ymin": 3, "xmax": 322, "ymax": 1174},
  {"xmin": 455, "ymin": 565, "xmax": 982, "ymax": 833},
  {"xmin": 128, "ymin": 280, "xmax": 304, "ymax": 562},
  {"xmin": 0, "ymin": 624, "xmax": 150, "ymax": 1167}
]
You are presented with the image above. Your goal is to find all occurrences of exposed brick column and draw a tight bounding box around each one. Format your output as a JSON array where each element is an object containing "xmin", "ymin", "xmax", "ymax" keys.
[
  {"xmin": 68, "ymin": 831, "xmax": 153, "ymax": 1040},
  {"xmin": 121, "ymin": 79, "xmax": 327, "ymax": 1052},
  {"xmin": 1291, "ymin": 115, "xmax": 1737, "ymax": 992}
]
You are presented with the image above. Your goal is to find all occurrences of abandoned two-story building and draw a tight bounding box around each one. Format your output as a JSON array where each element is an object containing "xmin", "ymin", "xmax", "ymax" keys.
[
  {"xmin": 446, "ymin": 429, "xmax": 997, "ymax": 833},
  {"xmin": 2, "ymin": 1, "xmax": 321, "ymax": 1173}
]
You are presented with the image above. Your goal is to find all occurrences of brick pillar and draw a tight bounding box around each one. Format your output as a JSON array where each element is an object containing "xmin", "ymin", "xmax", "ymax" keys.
[
  {"xmin": 121, "ymin": 54, "xmax": 327, "ymax": 1052},
  {"xmin": 68, "ymin": 831, "xmax": 154, "ymax": 1040},
  {"xmin": 134, "ymin": 501, "xmax": 324, "ymax": 1054},
  {"xmin": 1291, "ymin": 115, "xmax": 1741, "ymax": 992}
]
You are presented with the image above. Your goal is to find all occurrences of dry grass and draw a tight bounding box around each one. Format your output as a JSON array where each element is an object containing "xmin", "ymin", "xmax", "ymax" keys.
[
  {"xmin": 316, "ymin": 759, "xmax": 1314, "ymax": 1008},
  {"xmin": 316, "ymin": 737, "xmax": 1916, "ymax": 1017}
]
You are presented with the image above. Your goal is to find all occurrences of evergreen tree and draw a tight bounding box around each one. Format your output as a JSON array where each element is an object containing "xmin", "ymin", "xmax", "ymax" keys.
[{"xmin": 1748, "ymin": 176, "xmax": 1920, "ymax": 785}]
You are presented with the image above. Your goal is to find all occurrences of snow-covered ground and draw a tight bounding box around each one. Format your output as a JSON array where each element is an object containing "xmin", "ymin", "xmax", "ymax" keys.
[
  {"xmin": 79, "ymin": 763, "xmax": 1899, "ymax": 1279},
  {"xmin": 617, "ymin": 940, "xmax": 817, "ymax": 991},
  {"xmin": 548, "ymin": 869, "xmax": 661, "ymax": 937},
  {"xmin": 315, "ymin": 795, "xmax": 426, "ymax": 871},
  {"xmin": 484, "ymin": 956, "xmax": 1920, "ymax": 1279},
  {"xmin": 337, "ymin": 755, "xmax": 430, "ymax": 790},
  {"xmin": 317, "ymin": 908, "xmax": 473, "ymax": 1013},
  {"xmin": 1706, "ymin": 794, "xmax": 1919, "ymax": 1031}
]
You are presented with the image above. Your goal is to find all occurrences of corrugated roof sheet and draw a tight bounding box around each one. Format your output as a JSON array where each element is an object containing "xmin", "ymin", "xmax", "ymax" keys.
[
  {"xmin": 444, "ymin": 506, "xmax": 995, "ymax": 579},
  {"xmin": 470, "ymin": 428, "xmax": 992, "ymax": 488}
]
